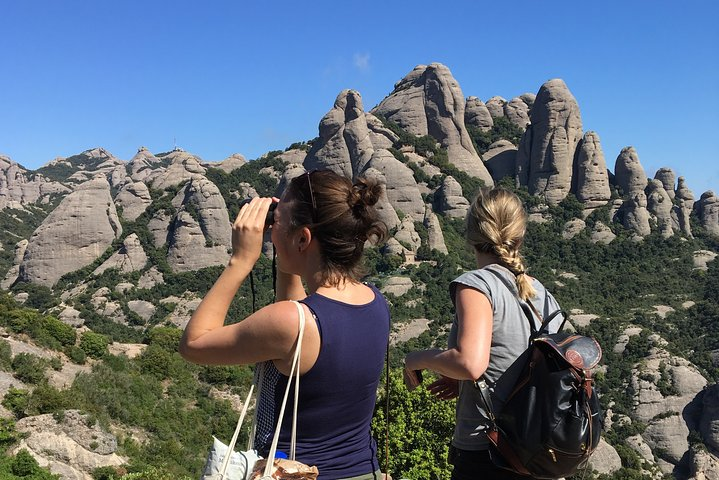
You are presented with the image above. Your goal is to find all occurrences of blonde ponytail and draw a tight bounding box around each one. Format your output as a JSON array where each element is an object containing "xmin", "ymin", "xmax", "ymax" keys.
[{"xmin": 466, "ymin": 188, "xmax": 537, "ymax": 301}]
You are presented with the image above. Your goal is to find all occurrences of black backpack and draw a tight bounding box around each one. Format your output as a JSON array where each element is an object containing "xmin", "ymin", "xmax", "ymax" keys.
[{"xmin": 475, "ymin": 270, "xmax": 602, "ymax": 479}]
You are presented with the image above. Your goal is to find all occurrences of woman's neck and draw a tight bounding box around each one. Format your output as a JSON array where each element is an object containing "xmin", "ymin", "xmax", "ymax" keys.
[{"xmin": 475, "ymin": 251, "xmax": 500, "ymax": 269}]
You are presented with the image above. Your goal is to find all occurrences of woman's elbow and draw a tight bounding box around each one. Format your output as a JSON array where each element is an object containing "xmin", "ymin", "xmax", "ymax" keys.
[
  {"xmin": 178, "ymin": 339, "xmax": 202, "ymax": 364},
  {"xmin": 459, "ymin": 358, "xmax": 488, "ymax": 381}
]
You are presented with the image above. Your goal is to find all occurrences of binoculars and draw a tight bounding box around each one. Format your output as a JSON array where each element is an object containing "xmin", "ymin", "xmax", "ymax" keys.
[{"xmin": 239, "ymin": 198, "xmax": 277, "ymax": 227}]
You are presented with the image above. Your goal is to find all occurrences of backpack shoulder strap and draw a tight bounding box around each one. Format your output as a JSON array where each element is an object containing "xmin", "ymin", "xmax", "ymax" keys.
[{"xmin": 484, "ymin": 266, "xmax": 566, "ymax": 339}]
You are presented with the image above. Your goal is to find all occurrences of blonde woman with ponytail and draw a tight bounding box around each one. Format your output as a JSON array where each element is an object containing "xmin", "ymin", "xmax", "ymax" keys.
[{"xmin": 404, "ymin": 187, "xmax": 564, "ymax": 480}]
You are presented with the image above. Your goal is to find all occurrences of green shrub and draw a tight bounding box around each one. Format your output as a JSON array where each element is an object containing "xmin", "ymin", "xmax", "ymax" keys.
[
  {"xmin": 0, "ymin": 339, "xmax": 12, "ymax": 371},
  {"xmin": 11, "ymin": 353, "xmax": 48, "ymax": 384},
  {"xmin": 2, "ymin": 388, "xmax": 29, "ymax": 418},
  {"xmin": 66, "ymin": 346, "xmax": 87, "ymax": 365},
  {"xmin": 80, "ymin": 332, "xmax": 110, "ymax": 358}
]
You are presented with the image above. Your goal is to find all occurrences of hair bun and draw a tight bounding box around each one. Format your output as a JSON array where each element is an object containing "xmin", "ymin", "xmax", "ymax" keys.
[{"xmin": 349, "ymin": 177, "xmax": 382, "ymax": 209}]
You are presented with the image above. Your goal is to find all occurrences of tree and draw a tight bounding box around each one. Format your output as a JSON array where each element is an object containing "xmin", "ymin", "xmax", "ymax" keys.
[{"xmin": 372, "ymin": 369, "xmax": 455, "ymax": 480}]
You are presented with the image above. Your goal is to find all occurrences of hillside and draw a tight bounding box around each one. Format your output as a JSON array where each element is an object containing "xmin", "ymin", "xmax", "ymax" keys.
[{"xmin": 0, "ymin": 63, "xmax": 717, "ymax": 479}]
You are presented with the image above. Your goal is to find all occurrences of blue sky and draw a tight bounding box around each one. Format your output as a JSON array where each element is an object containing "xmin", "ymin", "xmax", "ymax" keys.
[{"xmin": 1, "ymin": 1, "xmax": 718, "ymax": 195}]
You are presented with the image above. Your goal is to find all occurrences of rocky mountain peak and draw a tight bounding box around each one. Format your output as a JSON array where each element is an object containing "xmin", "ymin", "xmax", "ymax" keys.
[
  {"xmin": 373, "ymin": 63, "xmax": 493, "ymax": 186},
  {"xmin": 516, "ymin": 78, "xmax": 583, "ymax": 206}
]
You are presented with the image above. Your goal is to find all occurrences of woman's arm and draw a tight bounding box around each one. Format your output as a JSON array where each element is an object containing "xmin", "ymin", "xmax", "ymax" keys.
[
  {"xmin": 405, "ymin": 285, "xmax": 493, "ymax": 382},
  {"xmin": 180, "ymin": 197, "xmax": 297, "ymax": 365}
]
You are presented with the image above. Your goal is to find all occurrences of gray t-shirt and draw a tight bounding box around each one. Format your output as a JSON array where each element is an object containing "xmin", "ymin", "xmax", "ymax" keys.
[{"xmin": 448, "ymin": 264, "xmax": 563, "ymax": 450}]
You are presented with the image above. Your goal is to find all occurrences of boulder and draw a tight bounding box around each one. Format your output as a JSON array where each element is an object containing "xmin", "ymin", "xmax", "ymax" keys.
[
  {"xmin": 674, "ymin": 177, "xmax": 695, "ymax": 237},
  {"xmin": 614, "ymin": 146, "xmax": 648, "ymax": 196},
  {"xmin": 394, "ymin": 215, "xmax": 422, "ymax": 253},
  {"xmin": 19, "ymin": 177, "xmax": 122, "ymax": 287},
  {"xmin": 646, "ymin": 179, "xmax": 674, "ymax": 237},
  {"xmin": 654, "ymin": 168, "xmax": 676, "ymax": 200},
  {"xmin": 423, "ymin": 207, "xmax": 448, "ymax": 254},
  {"xmin": 365, "ymin": 112, "xmax": 399, "ymax": 150},
  {"xmin": 437, "ymin": 176, "xmax": 469, "ymax": 219},
  {"xmin": 12, "ymin": 410, "xmax": 125, "ymax": 479},
  {"xmin": 1, "ymin": 239, "xmax": 28, "ymax": 289},
  {"xmin": 695, "ymin": 191, "xmax": 719, "ymax": 236},
  {"xmin": 621, "ymin": 191, "xmax": 652, "ymax": 237},
  {"xmin": 380, "ymin": 276, "xmax": 414, "ymax": 296},
  {"xmin": 93, "ymin": 233, "xmax": 148, "ymax": 276},
  {"xmin": 127, "ymin": 300, "xmax": 156, "ymax": 322},
  {"xmin": 503, "ymin": 96, "xmax": 530, "ymax": 130},
  {"xmin": 562, "ymin": 219, "xmax": 586, "ymax": 239},
  {"xmin": 693, "ymin": 250, "xmax": 718, "ymax": 271},
  {"xmin": 587, "ymin": 438, "xmax": 622, "ymax": 475},
  {"xmin": 277, "ymin": 148, "xmax": 308, "ymax": 165},
  {"xmin": 464, "ymin": 96, "xmax": 493, "ymax": 131},
  {"xmin": 167, "ymin": 211, "xmax": 229, "ymax": 273},
  {"xmin": 372, "ymin": 63, "xmax": 493, "ymax": 185},
  {"xmin": 115, "ymin": 181, "xmax": 152, "ymax": 222},
  {"xmin": 148, "ymin": 210, "xmax": 172, "ymax": 248},
  {"xmin": 208, "ymin": 153, "xmax": 247, "ymax": 173},
  {"xmin": 483, "ymin": 140, "xmax": 517, "ymax": 183},
  {"xmin": 485, "ymin": 96, "xmax": 506, "ymax": 118},
  {"xmin": 574, "ymin": 131, "xmax": 610, "ymax": 209},
  {"xmin": 515, "ymin": 79, "xmax": 583, "ymax": 206},
  {"xmin": 138, "ymin": 266, "xmax": 164, "ymax": 289},
  {"xmin": 361, "ymin": 150, "xmax": 425, "ymax": 221}
]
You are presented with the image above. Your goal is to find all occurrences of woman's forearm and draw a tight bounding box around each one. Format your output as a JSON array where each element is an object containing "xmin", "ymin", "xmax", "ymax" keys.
[
  {"xmin": 180, "ymin": 260, "xmax": 252, "ymax": 351},
  {"xmin": 406, "ymin": 348, "xmax": 487, "ymax": 381}
]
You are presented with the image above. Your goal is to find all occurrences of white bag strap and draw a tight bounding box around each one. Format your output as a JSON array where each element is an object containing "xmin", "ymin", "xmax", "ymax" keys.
[
  {"xmin": 263, "ymin": 300, "xmax": 306, "ymax": 477},
  {"xmin": 218, "ymin": 383, "xmax": 255, "ymax": 477}
]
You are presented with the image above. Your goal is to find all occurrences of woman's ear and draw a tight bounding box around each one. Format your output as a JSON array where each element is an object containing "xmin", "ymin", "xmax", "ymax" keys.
[{"xmin": 297, "ymin": 226, "xmax": 313, "ymax": 253}]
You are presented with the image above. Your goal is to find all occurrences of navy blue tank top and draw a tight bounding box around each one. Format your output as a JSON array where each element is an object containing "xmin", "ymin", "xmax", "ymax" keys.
[{"xmin": 255, "ymin": 284, "xmax": 390, "ymax": 479}]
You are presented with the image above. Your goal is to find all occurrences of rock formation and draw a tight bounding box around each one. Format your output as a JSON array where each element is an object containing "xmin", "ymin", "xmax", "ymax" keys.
[
  {"xmin": 361, "ymin": 150, "xmax": 425, "ymax": 221},
  {"xmin": 0, "ymin": 155, "xmax": 69, "ymax": 210},
  {"xmin": 464, "ymin": 97, "xmax": 493, "ymax": 131},
  {"xmin": 437, "ymin": 176, "xmax": 469, "ymax": 219},
  {"xmin": 655, "ymin": 168, "xmax": 676, "ymax": 200},
  {"xmin": 614, "ymin": 147, "xmax": 648, "ymax": 196},
  {"xmin": 394, "ymin": 215, "xmax": 422, "ymax": 253},
  {"xmin": 208, "ymin": 153, "xmax": 247, "ymax": 173},
  {"xmin": 19, "ymin": 177, "xmax": 122, "ymax": 287},
  {"xmin": 304, "ymin": 89, "xmax": 376, "ymax": 178},
  {"xmin": 515, "ymin": 79, "xmax": 583, "ymax": 206},
  {"xmin": 503, "ymin": 96, "xmax": 531, "ymax": 130},
  {"xmin": 695, "ymin": 191, "xmax": 719, "ymax": 236},
  {"xmin": 673, "ymin": 177, "xmax": 694, "ymax": 237},
  {"xmin": 573, "ymin": 131, "xmax": 611, "ymax": 209},
  {"xmin": 646, "ymin": 179, "xmax": 674, "ymax": 237},
  {"xmin": 166, "ymin": 178, "xmax": 232, "ymax": 272},
  {"xmin": 485, "ymin": 96, "xmax": 506, "ymax": 118},
  {"xmin": 115, "ymin": 181, "xmax": 152, "ymax": 222},
  {"xmin": 1, "ymin": 239, "xmax": 28, "ymax": 289},
  {"xmin": 483, "ymin": 140, "xmax": 517, "ymax": 184},
  {"xmin": 13, "ymin": 410, "xmax": 124, "ymax": 478},
  {"xmin": 359, "ymin": 168, "xmax": 401, "ymax": 230},
  {"xmin": 423, "ymin": 207, "xmax": 448, "ymax": 254},
  {"xmin": 151, "ymin": 150, "xmax": 206, "ymax": 190},
  {"xmin": 128, "ymin": 147, "xmax": 162, "ymax": 183},
  {"xmin": 93, "ymin": 233, "xmax": 148, "ymax": 276},
  {"xmin": 372, "ymin": 63, "xmax": 493, "ymax": 185},
  {"xmin": 699, "ymin": 384, "xmax": 719, "ymax": 453},
  {"xmin": 621, "ymin": 191, "xmax": 651, "ymax": 237}
]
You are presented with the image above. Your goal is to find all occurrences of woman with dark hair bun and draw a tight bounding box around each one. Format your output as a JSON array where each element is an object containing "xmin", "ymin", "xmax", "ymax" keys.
[{"xmin": 181, "ymin": 169, "xmax": 390, "ymax": 480}]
